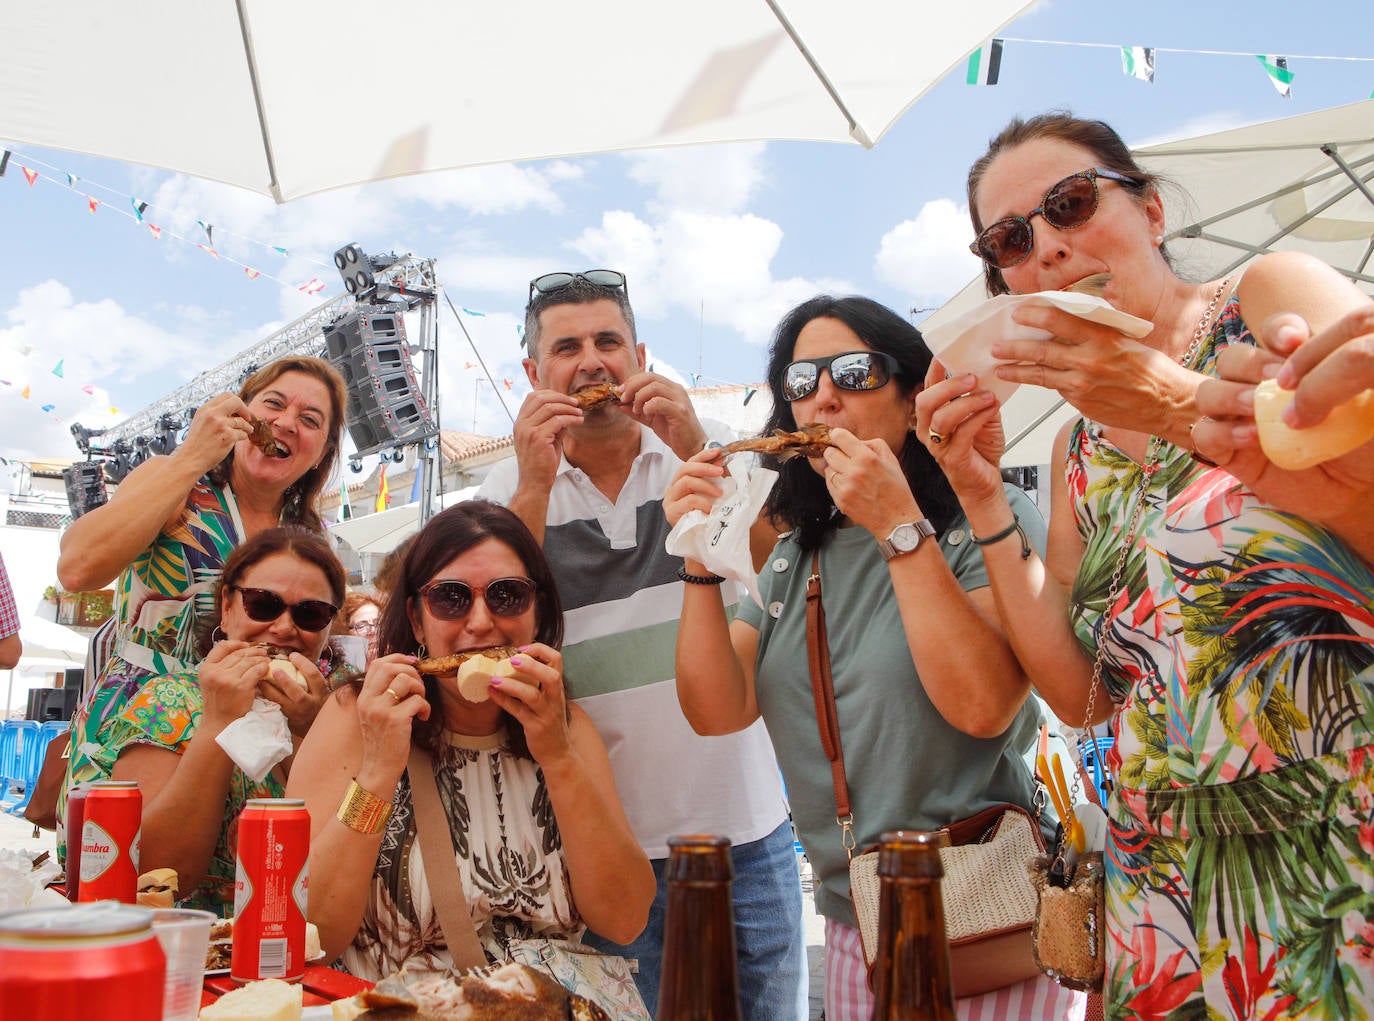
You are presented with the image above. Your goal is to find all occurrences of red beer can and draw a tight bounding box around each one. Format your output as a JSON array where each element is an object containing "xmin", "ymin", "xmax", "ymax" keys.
[
  {"xmin": 79, "ymin": 780, "xmax": 142, "ymax": 903},
  {"xmin": 0, "ymin": 901, "xmax": 166, "ymax": 1021},
  {"xmin": 64, "ymin": 783, "xmax": 89, "ymax": 902},
  {"xmin": 232, "ymin": 797, "xmax": 310, "ymax": 983}
]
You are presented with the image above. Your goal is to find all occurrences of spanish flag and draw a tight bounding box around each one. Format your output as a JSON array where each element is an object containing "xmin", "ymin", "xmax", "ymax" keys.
[{"xmin": 375, "ymin": 465, "xmax": 390, "ymax": 513}]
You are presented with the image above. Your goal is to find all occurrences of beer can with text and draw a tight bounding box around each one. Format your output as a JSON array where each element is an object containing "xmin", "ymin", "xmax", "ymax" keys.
[
  {"xmin": 232, "ymin": 798, "xmax": 310, "ymax": 983},
  {"xmin": 0, "ymin": 901, "xmax": 166, "ymax": 1021},
  {"xmin": 79, "ymin": 780, "xmax": 142, "ymax": 904}
]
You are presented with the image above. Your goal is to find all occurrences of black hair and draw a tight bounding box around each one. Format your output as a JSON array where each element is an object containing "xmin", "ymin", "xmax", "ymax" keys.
[{"xmin": 759, "ymin": 295, "xmax": 961, "ymax": 552}]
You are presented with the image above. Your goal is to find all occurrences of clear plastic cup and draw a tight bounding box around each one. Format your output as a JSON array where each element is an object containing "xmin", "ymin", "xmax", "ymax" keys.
[{"xmin": 151, "ymin": 908, "xmax": 216, "ymax": 1021}]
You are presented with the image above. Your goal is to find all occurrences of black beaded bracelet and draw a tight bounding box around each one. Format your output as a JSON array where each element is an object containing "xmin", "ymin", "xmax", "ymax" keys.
[
  {"xmin": 969, "ymin": 513, "xmax": 1033, "ymax": 560},
  {"xmin": 677, "ymin": 566, "xmax": 726, "ymax": 585}
]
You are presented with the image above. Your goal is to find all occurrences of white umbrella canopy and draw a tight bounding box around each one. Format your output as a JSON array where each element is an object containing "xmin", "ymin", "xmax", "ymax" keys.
[
  {"xmin": 1, "ymin": 0, "xmax": 1032, "ymax": 203},
  {"xmin": 922, "ymin": 99, "xmax": 1374, "ymax": 468},
  {"xmin": 12, "ymin": 617, "xmax": 88, "ymax": 665}
]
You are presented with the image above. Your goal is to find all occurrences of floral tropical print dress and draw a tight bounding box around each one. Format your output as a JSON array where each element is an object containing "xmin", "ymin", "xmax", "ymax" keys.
[
  {"xmin": 98, "ymin": 669, "xmax": 283, "ymax": 915},
  {"xmin": 60, "ymin": 479, "xmax": 253, "ymax": 861},
  {"xmin": 1067, "ymin": 294, "xmax": 1374, "ymax": 1019},
  {"xmin": 340, "ymin": 729, "xmax": 582, "ymax": 982}
]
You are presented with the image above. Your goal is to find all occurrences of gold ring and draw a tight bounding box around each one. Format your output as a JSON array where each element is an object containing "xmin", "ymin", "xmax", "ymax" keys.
[
  {"xmin": 929, "ymin": 429, "xmax": 946, "ymax": 445},
  {"xmin": 385, "ymin": 688, "xmax": 401, "ymax": 704}
]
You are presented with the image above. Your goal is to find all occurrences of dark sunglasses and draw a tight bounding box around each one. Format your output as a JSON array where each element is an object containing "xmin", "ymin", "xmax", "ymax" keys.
[
  {"xmin": 527, "ymin": 270, "xmax": 628, "ymax": 306},
  {"xmin": 230, "ymin": 586, "xmax": 338, "ymax": 632},
  {"xmin": 782, "ymin": 350, "xmax": 900, "ymax": 403},
  {"xmin": 419, "ymin": 577, "xmax": 538, "ymax": 621},
  {"xmin": 970, "ymin": 167, "xmax": 1143, "ymax": 270}
]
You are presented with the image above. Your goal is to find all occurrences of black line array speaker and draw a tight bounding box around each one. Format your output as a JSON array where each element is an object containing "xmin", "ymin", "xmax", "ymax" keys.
[
  {"xmin": 324, "ymin": 307, "xmax": 436, "ymax": 454},
  {"xmin": 62, "ymin": 460, "xmax": 109, "ymax": 518}
]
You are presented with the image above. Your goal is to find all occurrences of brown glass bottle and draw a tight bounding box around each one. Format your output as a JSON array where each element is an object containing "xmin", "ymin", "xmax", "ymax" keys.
[
  {"xmin": 869, "ymin": 830, "xmax": 957, "ymax": 1020},
  {"xmin": 655, "ymin": 834, "xmax": 743, "ymax": 1020}
]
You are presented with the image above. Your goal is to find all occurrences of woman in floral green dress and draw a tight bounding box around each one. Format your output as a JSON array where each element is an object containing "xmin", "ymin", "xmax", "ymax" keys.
[
  {"xmin": 919, "ymin": 112, "xmax": 1374, "ymax": 1018},
  {"xmin": 57, "ymin": 356, "xmax": 346, "ymax": 863},
  {"xmin": 102, "ymin": 526, "xmax": 345, "ymax": 913}
]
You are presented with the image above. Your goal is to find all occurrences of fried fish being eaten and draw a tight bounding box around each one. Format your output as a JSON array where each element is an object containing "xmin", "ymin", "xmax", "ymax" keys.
[
  {"xmin": 717, "ymin": 423, "xmax": 834, "ymax": 461},
  {"xmin": 573, "ymin": 383, "xmax": 622, "ymax": 412},
  {"xmin": 417, "ymin": 645, "xmax": 521, "ymax": 677},
  {"xmin": 247, "ymin": 415, "xmax": 290, "ymax": 458}
]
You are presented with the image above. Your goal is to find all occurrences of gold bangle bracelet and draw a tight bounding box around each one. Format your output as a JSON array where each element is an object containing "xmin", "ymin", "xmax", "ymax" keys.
[{"xmin": 336, "ymin": 779, "xmax": 393, "ymax": 835}]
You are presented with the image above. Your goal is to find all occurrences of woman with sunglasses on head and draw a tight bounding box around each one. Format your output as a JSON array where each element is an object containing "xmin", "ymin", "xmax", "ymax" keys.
[
  {"xmin": 666, "ymin": 296, "xmax": 1084, "ymax": 1020},
  {"xmin": 96, "ymin": 526, "xmax": 345, "ymax": 913},
  {"xmin": 57, "ymin": 356, "xmax": 348, "ymax": 861},
  {"xmin": 287, "ymin": 500, "xmax": 653, "ymax": 979},
  {"xmin": 918, "ymin": 112, "xmax": 1374, "ymax": 1017}
]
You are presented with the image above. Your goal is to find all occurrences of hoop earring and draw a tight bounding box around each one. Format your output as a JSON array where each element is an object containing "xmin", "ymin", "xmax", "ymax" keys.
[
  {"xmin": 416, "ymin": 643, "xmax": 428, "ymax": 661},
  {"xmin": 211, "ymin": 625, "xmax": 226, "ymax": 644}
]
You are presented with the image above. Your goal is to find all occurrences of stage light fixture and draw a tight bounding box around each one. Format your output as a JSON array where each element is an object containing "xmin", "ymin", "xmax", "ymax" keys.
[{"xmin": 334, "ymin": 243, "xmax": 375, "ymax": 296}]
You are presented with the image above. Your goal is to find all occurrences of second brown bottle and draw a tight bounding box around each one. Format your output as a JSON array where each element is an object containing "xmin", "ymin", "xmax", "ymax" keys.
[
  {"xmin": 655, "ymin": 834, "xmax": 743, "ymax": 1020},
  {"xmin": 869, "ymin": 830, "xmax": 957, "ymax": 1020}
]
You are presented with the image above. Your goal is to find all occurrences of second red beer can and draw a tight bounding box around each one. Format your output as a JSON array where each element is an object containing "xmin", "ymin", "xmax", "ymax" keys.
[
  {"xmin": 64, "ymin": 783, "xmax": 89, "ymax": 902},
  {"xmin": 0, "ymin": 901, "xmax": 166, "ymax": 1021},
  {"xmin": 232, "ymin": 797, "xmax": 310, "ymax": 983},
  {"xmin": 78, "ymin": 780, "xmax": 142, "ymax": 903}
]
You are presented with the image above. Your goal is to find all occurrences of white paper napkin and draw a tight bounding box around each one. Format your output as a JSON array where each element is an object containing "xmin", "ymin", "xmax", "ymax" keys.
[
  {"xmin": 215, "ymin": 698, "xmax": 293, "ymax": 782},
  {"xmin": 922, "ymin": 291, "xmax": 1153, "ymax": 401},
  {"xmin": 665, "ymin": 458, "xmax": 778, "ymax": 607}
]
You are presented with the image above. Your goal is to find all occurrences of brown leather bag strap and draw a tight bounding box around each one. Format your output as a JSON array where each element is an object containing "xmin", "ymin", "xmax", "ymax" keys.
[
  {"xmin": 407, "ymin": 743, "xmax": 488, "ymax": 972},
  {"xmin": 805, "ymin": 549, "xmax": 855, "ymax": 855}
]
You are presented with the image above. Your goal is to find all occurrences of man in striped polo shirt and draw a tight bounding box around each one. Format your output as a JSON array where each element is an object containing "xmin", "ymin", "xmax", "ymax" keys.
[{"xmin": 478, "ymin": 270, "xmax": 805, "ymax": 1018}]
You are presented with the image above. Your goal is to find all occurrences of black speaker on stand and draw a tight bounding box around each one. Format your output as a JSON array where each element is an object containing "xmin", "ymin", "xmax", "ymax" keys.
[{"xmin": 324, "ymin": 306, "xmax": 436, "ymax": 455}]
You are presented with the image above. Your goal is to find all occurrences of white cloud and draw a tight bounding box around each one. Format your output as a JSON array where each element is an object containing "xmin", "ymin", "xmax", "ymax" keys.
[
  {"xmin": 0, "ymin": 281, "xmax": 219, "ymax": 458},
  {"xmin": 625, "ymin": 142, "xmax": 768, "ymax": 215},
  {"xmin": 874, "ymin": 199, "xmax": 982, "ymax": 305},
  {"xmin": 570, "ymin": 209, "xmax": 852, "ymax": 344}
]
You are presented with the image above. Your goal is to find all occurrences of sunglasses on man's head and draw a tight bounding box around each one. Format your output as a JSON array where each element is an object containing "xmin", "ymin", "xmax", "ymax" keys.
[
  {"xmin": 970, "ymin": 167, "xmax": 1143, "ymax": 270},
  {"xmin": 230, "ymin": 586, "xmax": 339, "ymax": 632},
  {"xmin": 419, "ymin": 577, "xmax": 538, "ymax": 621},
  {"xmin": 782, "ymin": 350, "xmax": 900, "ymax": 403},
  {"xmin": 527, "ymin": 270, "xmax": 628, "ymax": 307}
]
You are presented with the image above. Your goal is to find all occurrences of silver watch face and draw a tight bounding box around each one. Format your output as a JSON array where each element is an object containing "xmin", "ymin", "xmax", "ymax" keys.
[{"xmin": 889, "ymin": 523, "xmax": 922, "ymax": 552}]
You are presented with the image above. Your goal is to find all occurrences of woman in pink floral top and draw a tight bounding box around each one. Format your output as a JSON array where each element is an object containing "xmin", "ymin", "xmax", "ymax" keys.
[{"xmin": 920, "ymin": 111, "xmax": 1374, "ymax": 1018}]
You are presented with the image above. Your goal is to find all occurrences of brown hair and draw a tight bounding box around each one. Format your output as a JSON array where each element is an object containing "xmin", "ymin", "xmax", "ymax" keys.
[
  {"xmin": 966, "ymin": 112, "xmax": 1166, "ymax": 296},
  {"xmin": 195, "ymin": 525, "xmax": 347, "ymax": 660},
  {"xmin": 331, "ymin": 589, "xmax": 382, "ymax": 636},
  {"xmin": 375, "ymin": 501, "xmax": 564, "ymax": 758},
  {"xmin": 207, "ymin": 356, "xmax": 348, "ymax": 533}
]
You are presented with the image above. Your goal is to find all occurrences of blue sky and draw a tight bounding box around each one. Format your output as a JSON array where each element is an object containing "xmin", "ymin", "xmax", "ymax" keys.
[{"xmin": 2, "ymin": 0, "xmax": 1371, "ymax": 467}]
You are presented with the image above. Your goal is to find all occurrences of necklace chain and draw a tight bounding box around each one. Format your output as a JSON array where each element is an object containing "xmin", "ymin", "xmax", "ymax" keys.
[{"xmin": 1073, "ymin": 278, "xmax": 1229, "ymax": 798}]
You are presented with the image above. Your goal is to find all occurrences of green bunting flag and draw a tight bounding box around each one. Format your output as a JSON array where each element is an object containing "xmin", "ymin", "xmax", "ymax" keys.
[
  {"xmin": 1257, "ymin": 55, "xmax": 1294, "ymax": 97},
  {"xmin": 1121, "ymin": 46, "xmax": 1155, "ymax": 83},
  {"xmin": 966, "ymin": 39, "xmax": 1004, "ymax": 85}
]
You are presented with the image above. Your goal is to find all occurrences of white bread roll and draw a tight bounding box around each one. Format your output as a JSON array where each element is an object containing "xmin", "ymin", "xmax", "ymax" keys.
[
  {"xmin": 329, "ymin": 997, "xmax": 366, "ymax": 1021},
  {"xmin": 199, "ymin": 978, "xmax": 302, "ymax": 1021},
  {"xmin": 270, "ymin": 656, "xmax": 309, "ymax": 690},
  {"xmin": 136, "ymin": 867, "xmax": 178, "ymax": 908},
  {"xmin": 456, "ymin": 653, "xmax": 517, "ymax": 703},
  {"xmin": 1254, "ymin": 379, "xmax": 1374, "ymax": 470},
  {"xmin": 304, "ymin": 921, "xmax": 322, "ymax": 961}
]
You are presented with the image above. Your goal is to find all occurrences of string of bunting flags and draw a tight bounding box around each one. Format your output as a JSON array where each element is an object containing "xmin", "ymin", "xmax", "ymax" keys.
[
  {"xmin": 0, "ymin": 147, "xmax": 332, "ymax": 295},
  {"xmin": 965, "ymin": 37, "xmax": 1374, "ymax": 97}
]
